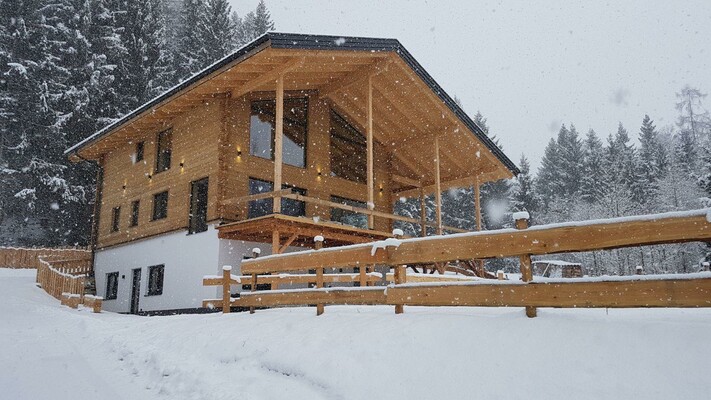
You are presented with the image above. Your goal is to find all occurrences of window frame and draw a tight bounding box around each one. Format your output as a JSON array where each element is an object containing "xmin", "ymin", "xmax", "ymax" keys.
[
  {"xmin": 135, "ymin": 141, "xmax": 145, "ymax": 163},
  {"xmin": 247, "ymin": 177, "xmax": 307, "ymax": 219},
  {"xmin": 330, "ymin": 195, "xmax": 368, "ymax": 229},
  {"xmin": 188, "ymin": 177, "xmax": 209, "ymax": 234},
  {"xmin": 155, "ymin": 128, "xmax": 172, "ymax": 174},
  {"xmin": 105, "ymin": 272, "xmax": 119, "ymax": 300},
  {"xmin": 329, "ymin": 110, "xmax": 367, "ymax": 184},
  {"xmin": 249, "ymin": 96, "xmax": 309, "ymax": 168},
  {"xmin": 130, "ymin": 200, "xmax": 140, "ymax": 227},
  {"xmin": 111, "ymin": 206, "xmax": 121, "ymax": 232},
  {"xmin": 146, "ymin": 264, "xmax": 164, "ymax": 296},
  {"xmin": 152, "ymin": 191, "xmax": 169, "ymax": 221}
]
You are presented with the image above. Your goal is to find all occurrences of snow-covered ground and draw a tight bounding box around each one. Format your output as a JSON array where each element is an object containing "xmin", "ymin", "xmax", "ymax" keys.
[{"xmin": 2, "ymin": 267, "xmax": 711, "ymax": 400}]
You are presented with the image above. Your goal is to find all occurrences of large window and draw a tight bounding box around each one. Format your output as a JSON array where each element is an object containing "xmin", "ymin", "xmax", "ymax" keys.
[
  {"xmin": 331, "ymin": 195, "xmax": 368, "ymax": 229},
  {"xmin": 152, "ymin": 191, "xmax": 169, "ymax": 221},
  {"xmin": 105, "ymin": 272, "xmax": 118, "ymax": 300},
  {"xmin": 249, "ymin": 98, "xmax": 308, "ymax": 168},
  {"xmin": 155, "ymin": 129, "xmax": 172, "ymax": 173},
  {"xmin": 188, "ymin": 177, "xmax": 209, "ymax": 234},
  {"xmin": 247, "ymin": 178, "xmax": 306, "ymax": 218},
  {"xmin": 111, "ymin": 206, "xmax": 120, "ymax": 232},
  {"xmin": 330, "ymin": 111, "xmax": 366, "ymax": 183},
  {"xmin": 146, "ymin": 265, "xmax": 164, "ymax": 296}
]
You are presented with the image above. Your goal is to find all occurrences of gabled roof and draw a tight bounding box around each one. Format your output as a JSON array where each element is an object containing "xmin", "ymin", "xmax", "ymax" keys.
[{"xmin": 66, "ymin": 32, "xmax": 519, "ymax": 176}]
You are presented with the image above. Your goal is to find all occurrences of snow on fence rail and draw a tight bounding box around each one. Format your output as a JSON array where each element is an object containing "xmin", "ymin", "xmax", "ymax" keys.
[
  {"xmin": 0, "ymin": 246, "xmax": 90, "ymax": 269},
  {"xmin": 0, "ymin": 247, "xmax": 101, "ymax": 312},
  {"xmin": 203, "ymin": 209, "xmax": 711, "ymax": 318}
]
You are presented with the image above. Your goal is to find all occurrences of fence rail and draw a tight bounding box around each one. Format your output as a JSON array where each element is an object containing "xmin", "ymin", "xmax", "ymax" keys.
[
  {"xmin": 204, "ymin": 209, "xmax": 711, "ymax": 318},
  {"xmin": 0, "ymin": 247, "xmax": 90, "ymax": 269}
]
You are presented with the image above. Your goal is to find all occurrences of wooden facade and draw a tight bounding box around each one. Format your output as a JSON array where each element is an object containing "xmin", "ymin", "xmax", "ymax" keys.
[{"xmin": 68, "ymin": 33, "xmax": 518, "ymax": 252}]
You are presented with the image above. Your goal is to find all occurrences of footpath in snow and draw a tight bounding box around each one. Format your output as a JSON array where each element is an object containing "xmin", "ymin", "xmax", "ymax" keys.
[{"xmin": 1, "ymin": 267, "xmax": 711, "ymax": 400}]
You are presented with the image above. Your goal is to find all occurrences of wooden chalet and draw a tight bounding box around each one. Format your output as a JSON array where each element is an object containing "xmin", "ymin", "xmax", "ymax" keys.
[{"xmin": 66, "ymin": 33, "xmax": 519, "ymax": 313}]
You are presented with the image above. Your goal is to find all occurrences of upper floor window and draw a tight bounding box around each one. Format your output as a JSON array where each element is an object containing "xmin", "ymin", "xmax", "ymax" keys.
[
  {"xmin": 247, "ymin": 178, "xmax": 306, "ymax": 219},
  {"xmin": 331, "ymin": 195, "xmax": 368, "ymax": 229},
  {"xmin": 155, "ymin": 129, "xmax": 172, "ymax": 173},
  {"xmin": 111, "ymin": 206, "xmax": 121, "ymax": 232},
  {"xmin": 152, "ymin": 191, "xmax": 169, "ymax": 221},
  {"xmin": 135, "ymin": 141, "xmax": 145, "ymax": 163},
  {"xmin": 188, "ymin": 178, "xmax": 209, "ymax": 234},
  {"xmin": 130, "ymin": 200, "xmax": 140, "ymax": 227},
  {"xmin": 330, "ymin": 111, "xmax": 366, "ymax": 183},
  {"xmin": 250, "ymin": 98, "xmax": 308, "ymax": 168}
]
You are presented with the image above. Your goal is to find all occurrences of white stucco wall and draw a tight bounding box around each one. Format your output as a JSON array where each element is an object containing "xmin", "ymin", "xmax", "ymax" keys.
[
  {"xmin": 95, "ymin": 225, "xmax": 224, "ymax": 313},
  {"xmin": 95, "ymin": 224, "xmax": 320, "ymax": 313}
]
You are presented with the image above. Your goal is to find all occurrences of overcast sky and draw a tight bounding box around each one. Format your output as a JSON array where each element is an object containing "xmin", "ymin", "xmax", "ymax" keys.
[{"xmin": 230, "ymin": 0, "xmax": 711, "ymax": 170}]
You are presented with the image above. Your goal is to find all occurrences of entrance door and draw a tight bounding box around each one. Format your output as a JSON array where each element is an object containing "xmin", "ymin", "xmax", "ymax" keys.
[{"xmin": 130, "ymin": 268, "xmax": 142, "ymax": 314}]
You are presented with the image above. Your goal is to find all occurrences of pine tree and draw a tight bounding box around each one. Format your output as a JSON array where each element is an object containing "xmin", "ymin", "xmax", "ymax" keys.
[
  {"xmin": 579, "ymin": 129, "xmax": 607, "ymax": 203},
  {"xmin": 536, "ymin": 134, "xmax": 562, "ymax": 211},
  {"xmin": 511, "ymin": 154, "xmax": 537, "ymax": 219},
  {"xmin": 195, "ymin": 0, "xmax": 234, "ymax": 66},
  {"xmin": 175, "ymin": 0, "xmax": 204, "ymax": 79},
  {"xmin": 237, "ymin": 0, "xmax": 274, "ymax": 46},
  {"xmin": 675, "ymin": 85, "xmax": 710, "ymax": 145}
]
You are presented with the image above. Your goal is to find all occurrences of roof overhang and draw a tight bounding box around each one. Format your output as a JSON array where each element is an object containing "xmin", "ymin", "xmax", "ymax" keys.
[{"xmin": 66, "ymin": 32, "xmax": 519, "ymax": 190}]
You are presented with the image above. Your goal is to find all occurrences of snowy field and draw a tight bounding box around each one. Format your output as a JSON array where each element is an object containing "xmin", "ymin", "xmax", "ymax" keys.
[{"xmin": 2, "ymin": 268, "xmax": 711, "ymax": 400}]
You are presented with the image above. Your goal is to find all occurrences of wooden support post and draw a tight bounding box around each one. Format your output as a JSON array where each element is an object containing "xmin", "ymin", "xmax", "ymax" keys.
[
  {"xmin": 473, "ymin": 180, "xmax": 485, "ymax": 273},
  {"xmin": 273, "ymin": 74, "xmax": 284, "ymax": 214},
  {"xmin": 419, "ymin": 188, "xmax": 427, "ymax": 237},
  {"xmin": 315, "ymin": 236, "xmax": 325, "ymax": 316},
  {"xmin": 635, "ymin": 266, "xmax": 644, "ymax": 275},
  {"xmin": 392, "ymin": 229, "xmax": 405, "ymax": 314},
  {"xmin": 250, "ymin": 248, "xmax": 260, "ymax": 314},
  {"xmin": 434, "ymin": 136, "xmax": 443, "ymax": 235},
  {"xmin": 222, "ymin": 265, "xmax": 232, "ymax": 314},
  {"xmin": 271, "ymin": 230, "xmax": 280, "ymax": 290},
  {"xmin": 514, "ymin": 212, "xmax": 536, "ymax": 318},
  {"xmin": 366, "ymin": 74, "xmax": 375, "ymax": 230},
  {"xmin": 497, "ymin": 270, "xmax": 505, "ymax": 280}
]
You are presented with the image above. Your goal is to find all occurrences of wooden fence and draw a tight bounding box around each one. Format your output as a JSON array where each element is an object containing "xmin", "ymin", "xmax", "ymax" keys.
[
  {"xmin": 203, "ymin": 209, "xmax": 711, "ymax": 317},
  {"xmin": 0, "ymin": 246, "xmax": 90, "ymax": 269},
  {"xmin": 0, "ymin": 247, "xmax": 101, "ymax": 312}
]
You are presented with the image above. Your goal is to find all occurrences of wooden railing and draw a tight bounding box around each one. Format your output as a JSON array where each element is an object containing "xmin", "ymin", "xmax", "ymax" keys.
[
  {"xmin": 0, "ymin": 247, "xmax": 90, "ymax": 269},
  {"xmin": 222, "ymin": 189, "xmax": 469, "ymax": 233},
  {"xmin": 0, "ymin": 247, "xmax": 101, "ymax": 312},
  {"xmin": 203, "ymin": 209, "xmax": 711, "ymax": 317}
]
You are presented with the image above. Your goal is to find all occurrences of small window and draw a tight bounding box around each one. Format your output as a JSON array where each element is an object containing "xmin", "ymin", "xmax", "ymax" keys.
[
  {"xmin": 105, "ymin": 272, "xmax": 118, "ymax": 300},
  {"xmin": 247, "ymin": 178, "xmax": 306, "ymax": 218},
  {"xmin": 249, "ymin": 98, "xmax": 308, "ymax": 168},
  {"xmin": 330, "ymin": 111, "xmax": 366, "ymax": 183},
  {"xmin": 155, "ymin": 129, "xmax": 172, "ymax": 173},
  {"xmin": 331, "ymin": 195, "xmax": 368, "ymax": 229},
  {"xmin": 130, "ymin": 200, "xmax": 140, "ymax": 227},
  {"xmin": 135, "ymin": 141, "xmax": 145, "ymax": 163},
  {"xmin": 146, "ymin": 265, "xmax": 164, "ymax": 296},
  {"xmin": 111, "ymin": 206, "xmax": 120, "ymax": 232},
  {"xmin": 152, "ymin": 191, "xmax": 169, "ymax": 220},
  {"xmin": 188, "ymin": 178, "xmax": 209, "ymax": 234}
]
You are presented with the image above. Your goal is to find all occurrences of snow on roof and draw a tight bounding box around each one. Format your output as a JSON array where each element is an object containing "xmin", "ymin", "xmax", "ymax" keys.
[{"xmin": 65, "ymin": 32, "xmax": 519, "ymax": 175}]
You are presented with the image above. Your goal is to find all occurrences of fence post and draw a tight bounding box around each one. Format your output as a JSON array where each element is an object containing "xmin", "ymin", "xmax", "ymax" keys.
[
  {"xmin": 635, "ymin": 266, "xmax": 644, "ymax": 275},
  {"xmin": 314, "ymin": 236, "xmax": 325, "ymax": 316},
  {"xmin": 222, "ymin": 265, "xmax": 232, "ymax": 314},
  {"xmin": 392, "ymin": 230, "xmax": 406, "ymax": 314},
  {"xmin": 250, "ymin": 248, "xmax": 260, "ymax": 314},
  {"xmin": 497, "ymin": 270, "xmax": 505, "ymax": 280},
  {"xmin": 703, "ymin": 262, "xmax": 710, "ymax": 272},
  {"xmin": 513, "ymin": 211, "xmax": 536, "ymax": 318}
]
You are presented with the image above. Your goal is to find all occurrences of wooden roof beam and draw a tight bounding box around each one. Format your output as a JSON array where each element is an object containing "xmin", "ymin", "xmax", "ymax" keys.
[
  {"xmin": 320, "ymin": 58, "xmax": 392, "ymax": 99},
  {"xmin": 230, "ymin": 57, "xmax": 305, "ymax": 98},
  {"xmin": 395, "ymin": 168, "xmax": 503, "ymax": 198}
]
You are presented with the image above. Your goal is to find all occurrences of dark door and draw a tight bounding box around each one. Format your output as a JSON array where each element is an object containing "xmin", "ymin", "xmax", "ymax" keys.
[
  {"xmin": 189, "ymin": 177, "xmax": 209, "ymax": 233},
  {"xmin": 130, "ymin": 268, "xmax": 141, "ymax": 314}
]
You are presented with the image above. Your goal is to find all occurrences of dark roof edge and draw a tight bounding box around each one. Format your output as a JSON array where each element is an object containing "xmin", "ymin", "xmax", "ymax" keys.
[{"xmin": 67, "ymin": 32, "xmax": 519, "ymax": 176}]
